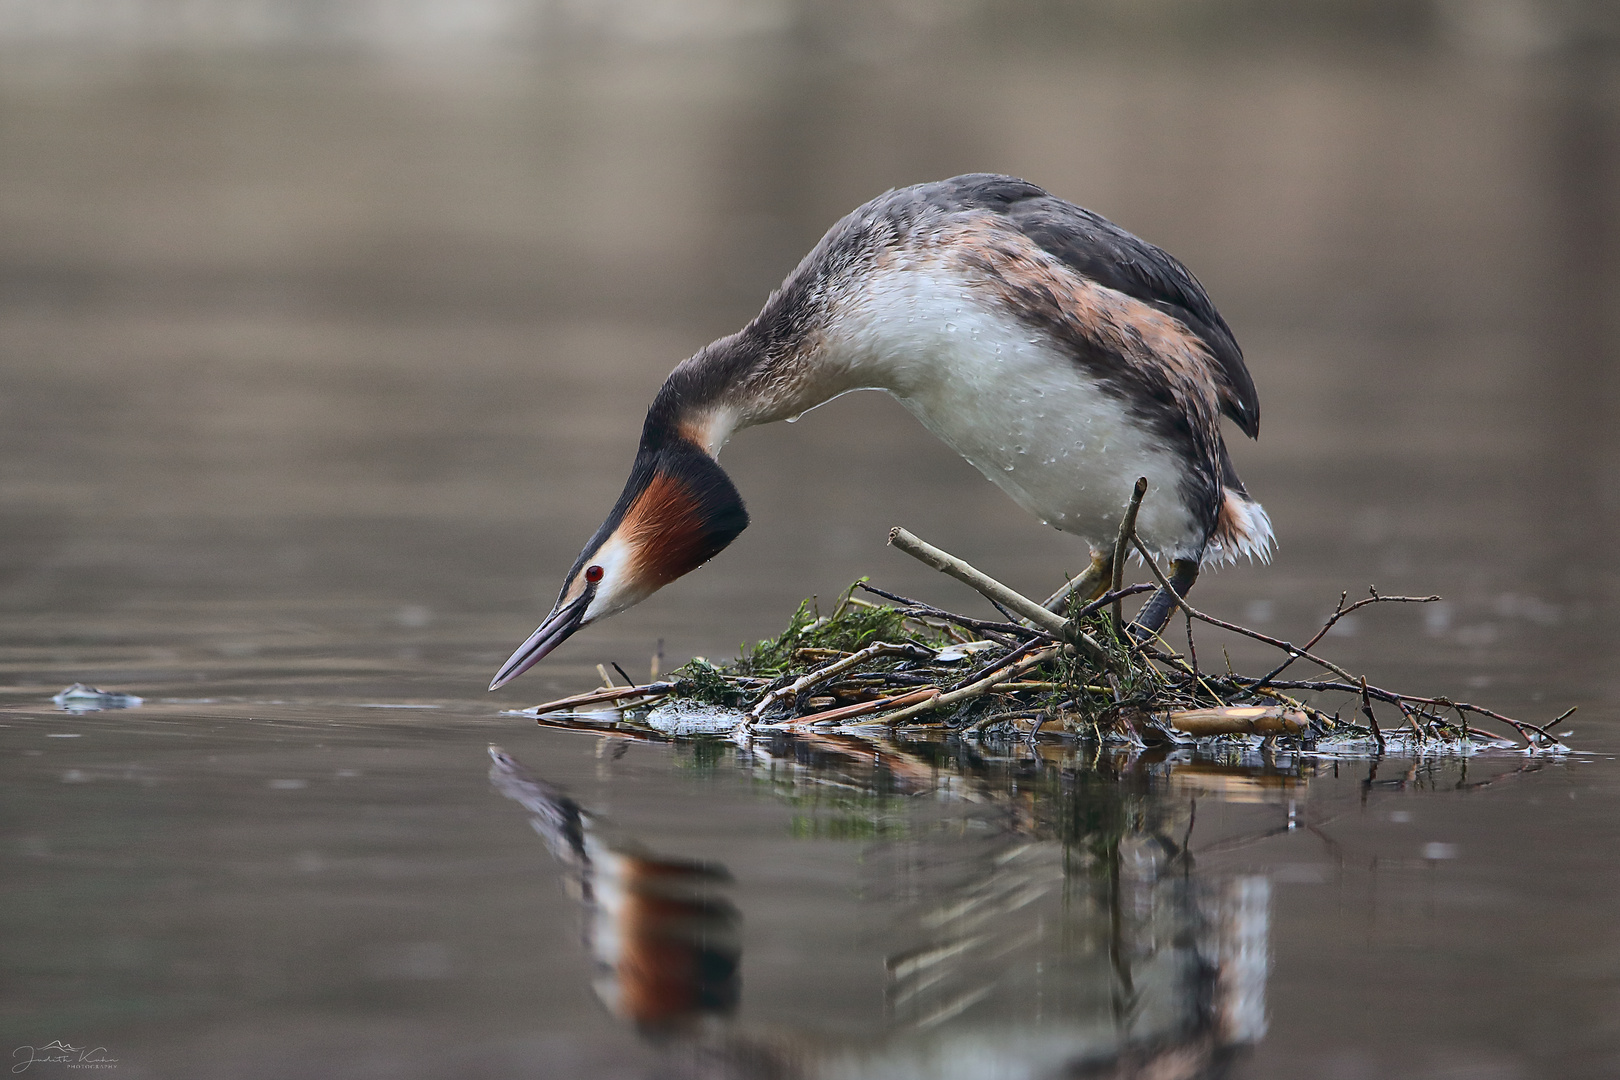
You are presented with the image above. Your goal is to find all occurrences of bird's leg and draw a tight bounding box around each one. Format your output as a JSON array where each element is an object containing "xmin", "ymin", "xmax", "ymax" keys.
[
  {"xmin": 1131, "ymin": 558, "xmax": 1200, "ymax": 638},
  {"xmin": 1042, "ymin": 550, "xmax": 1112, "ymax": 615}
]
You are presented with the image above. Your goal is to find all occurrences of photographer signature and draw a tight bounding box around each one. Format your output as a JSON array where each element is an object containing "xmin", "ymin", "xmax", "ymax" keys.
[{"xmin": 12, "ymin": 1042, "xmax": 117, "ymax": 1073}]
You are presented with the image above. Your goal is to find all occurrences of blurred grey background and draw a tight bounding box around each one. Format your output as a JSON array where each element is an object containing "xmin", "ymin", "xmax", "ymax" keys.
[
  {"xmin": 1, "ymin": 0, "xmax": 1617, "ymax": 703},
  {"xmin": 4, "ymin": 9, "xmax": 1620, "ymax": 1078}
]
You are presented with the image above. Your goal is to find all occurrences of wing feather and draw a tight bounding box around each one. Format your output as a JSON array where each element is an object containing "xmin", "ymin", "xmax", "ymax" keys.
[{"xmin": 935, "ymin": 174, "xmax": 1260, "ymax": 438}]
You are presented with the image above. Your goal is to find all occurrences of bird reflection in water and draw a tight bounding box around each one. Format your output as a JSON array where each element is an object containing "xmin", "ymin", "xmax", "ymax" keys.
[
  {"xmin": 490, "ymin": 735, "xmax": 1278, "ymax": 1079},
  {"xmin": 487, "ymin": 746, "xmax": 740, "ymax": 1033}
]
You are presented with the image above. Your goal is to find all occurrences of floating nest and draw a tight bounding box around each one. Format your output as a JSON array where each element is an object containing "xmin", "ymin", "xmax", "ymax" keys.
[{"xmin": 524, "ymin": 513, "xmax": 1573, "ymax": 753}]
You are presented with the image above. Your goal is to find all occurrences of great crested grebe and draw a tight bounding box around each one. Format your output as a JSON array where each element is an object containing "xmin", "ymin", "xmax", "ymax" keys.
[{"xmin": 490, "ymin": 174, "xmax": 1271, "ymax": 691}]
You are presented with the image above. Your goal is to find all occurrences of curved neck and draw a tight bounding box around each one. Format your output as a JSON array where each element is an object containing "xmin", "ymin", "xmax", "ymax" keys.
[
  {"xmin": 640, "ymin": 335, "xmax": 751, "ymax": 457},
  {"xmin": 646, "ymin": 325, "xmax": 858, "ymax": 457}
]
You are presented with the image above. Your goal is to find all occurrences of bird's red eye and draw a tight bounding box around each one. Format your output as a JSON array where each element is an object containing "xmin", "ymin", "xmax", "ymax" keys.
[{"xmin": 584, "ymin": 565, "xmax": 604, "ymax": 583}]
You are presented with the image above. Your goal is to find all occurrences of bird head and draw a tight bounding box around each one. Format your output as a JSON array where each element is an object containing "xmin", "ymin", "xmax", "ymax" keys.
[{"xmin": 489, "ymin": 433, "xmax": 748, "ymax": 690}]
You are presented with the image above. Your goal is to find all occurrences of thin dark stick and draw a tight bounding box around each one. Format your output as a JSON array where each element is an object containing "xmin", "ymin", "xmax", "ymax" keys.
[
  {"xmin": 855, "ymin": 582, "xmax": 1048, "ymax": 642},
  {"xmin": 1248, "ymin": 589, "xmax": 1440, "ymax": 692},
  {"xmin": 1184, "ymin": 611, "xmax": 1199, "ymax": 681},
  {"xmin": 988, "ymin": 597, "xmax": 1023, "ymax": 625},
  {"xmin": 1205, "ymin": 675, "xmax": 1567, "ymax": 749},
  {"xmin": 1246, "ymin": 590, "xmax": 1346, "ymax": 692},
  {"xmin": 952, "ymin": 636, "xmax": 1047, "ymax": 691},
  {"xmin": 1071, "ymin": 584, "xmax": 1156, "ymax": 622},
  {"xmin": 1466, "ymin": 726, "xmax": 1516, "ymax": 742},
  {"xmin": 1360, "ymin": 677, "xmax": 1385, "ymax": 754},
  {"xmin": 1139, "ymin": 643, "xmax": 1196, "ymax": 678},
  {"xmin": 1130, "ymin": 533, "xmax": 1361, "ymax": 684},
  {"xmin": 1398, "ymin": 701, "xmax": 1426, "ymax": 740},
  {"xmin": 825, "ymin": 673, "xmax": 937, "ymax": 689}
]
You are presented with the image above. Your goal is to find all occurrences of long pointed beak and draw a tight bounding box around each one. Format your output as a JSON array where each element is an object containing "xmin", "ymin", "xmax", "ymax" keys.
[{"xmin": 489, "ymin": 594, "xmax": 589, "ymax": 691}]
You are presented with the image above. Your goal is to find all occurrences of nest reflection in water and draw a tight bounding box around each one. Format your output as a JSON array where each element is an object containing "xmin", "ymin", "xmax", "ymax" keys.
[{"xmin": 490, "ymin": 739, "xmax": 1292, "ymax": 1079}]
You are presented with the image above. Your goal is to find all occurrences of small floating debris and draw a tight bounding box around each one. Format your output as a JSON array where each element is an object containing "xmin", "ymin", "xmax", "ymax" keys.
[
  {"xmin": 644, "ymin": 698, "xmax": 747, "ymax": 736},
  {"xmin": 53, "ymin": 683, "xmax": 143, "ymax": 714}
]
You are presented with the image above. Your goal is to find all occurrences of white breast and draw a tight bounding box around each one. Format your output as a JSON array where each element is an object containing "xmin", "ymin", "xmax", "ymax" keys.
[{"xmin": 821, "ymin": 264, "xmax": 1207, "ymax": 559}]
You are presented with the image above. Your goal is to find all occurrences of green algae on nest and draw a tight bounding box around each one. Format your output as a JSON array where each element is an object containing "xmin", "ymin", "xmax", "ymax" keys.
[
  {"xmin": 730, "ymin": 593, "xmax": 947, "ymax": 678},
  {"xmin": 669, "ymin": 658, "xmax": 750, "ymax": 708}
]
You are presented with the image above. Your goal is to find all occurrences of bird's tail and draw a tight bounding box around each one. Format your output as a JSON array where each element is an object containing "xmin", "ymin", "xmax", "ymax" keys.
[{"xmin": 1208, "ymin": 490, "xmax": 1275, "ymax": 565}]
